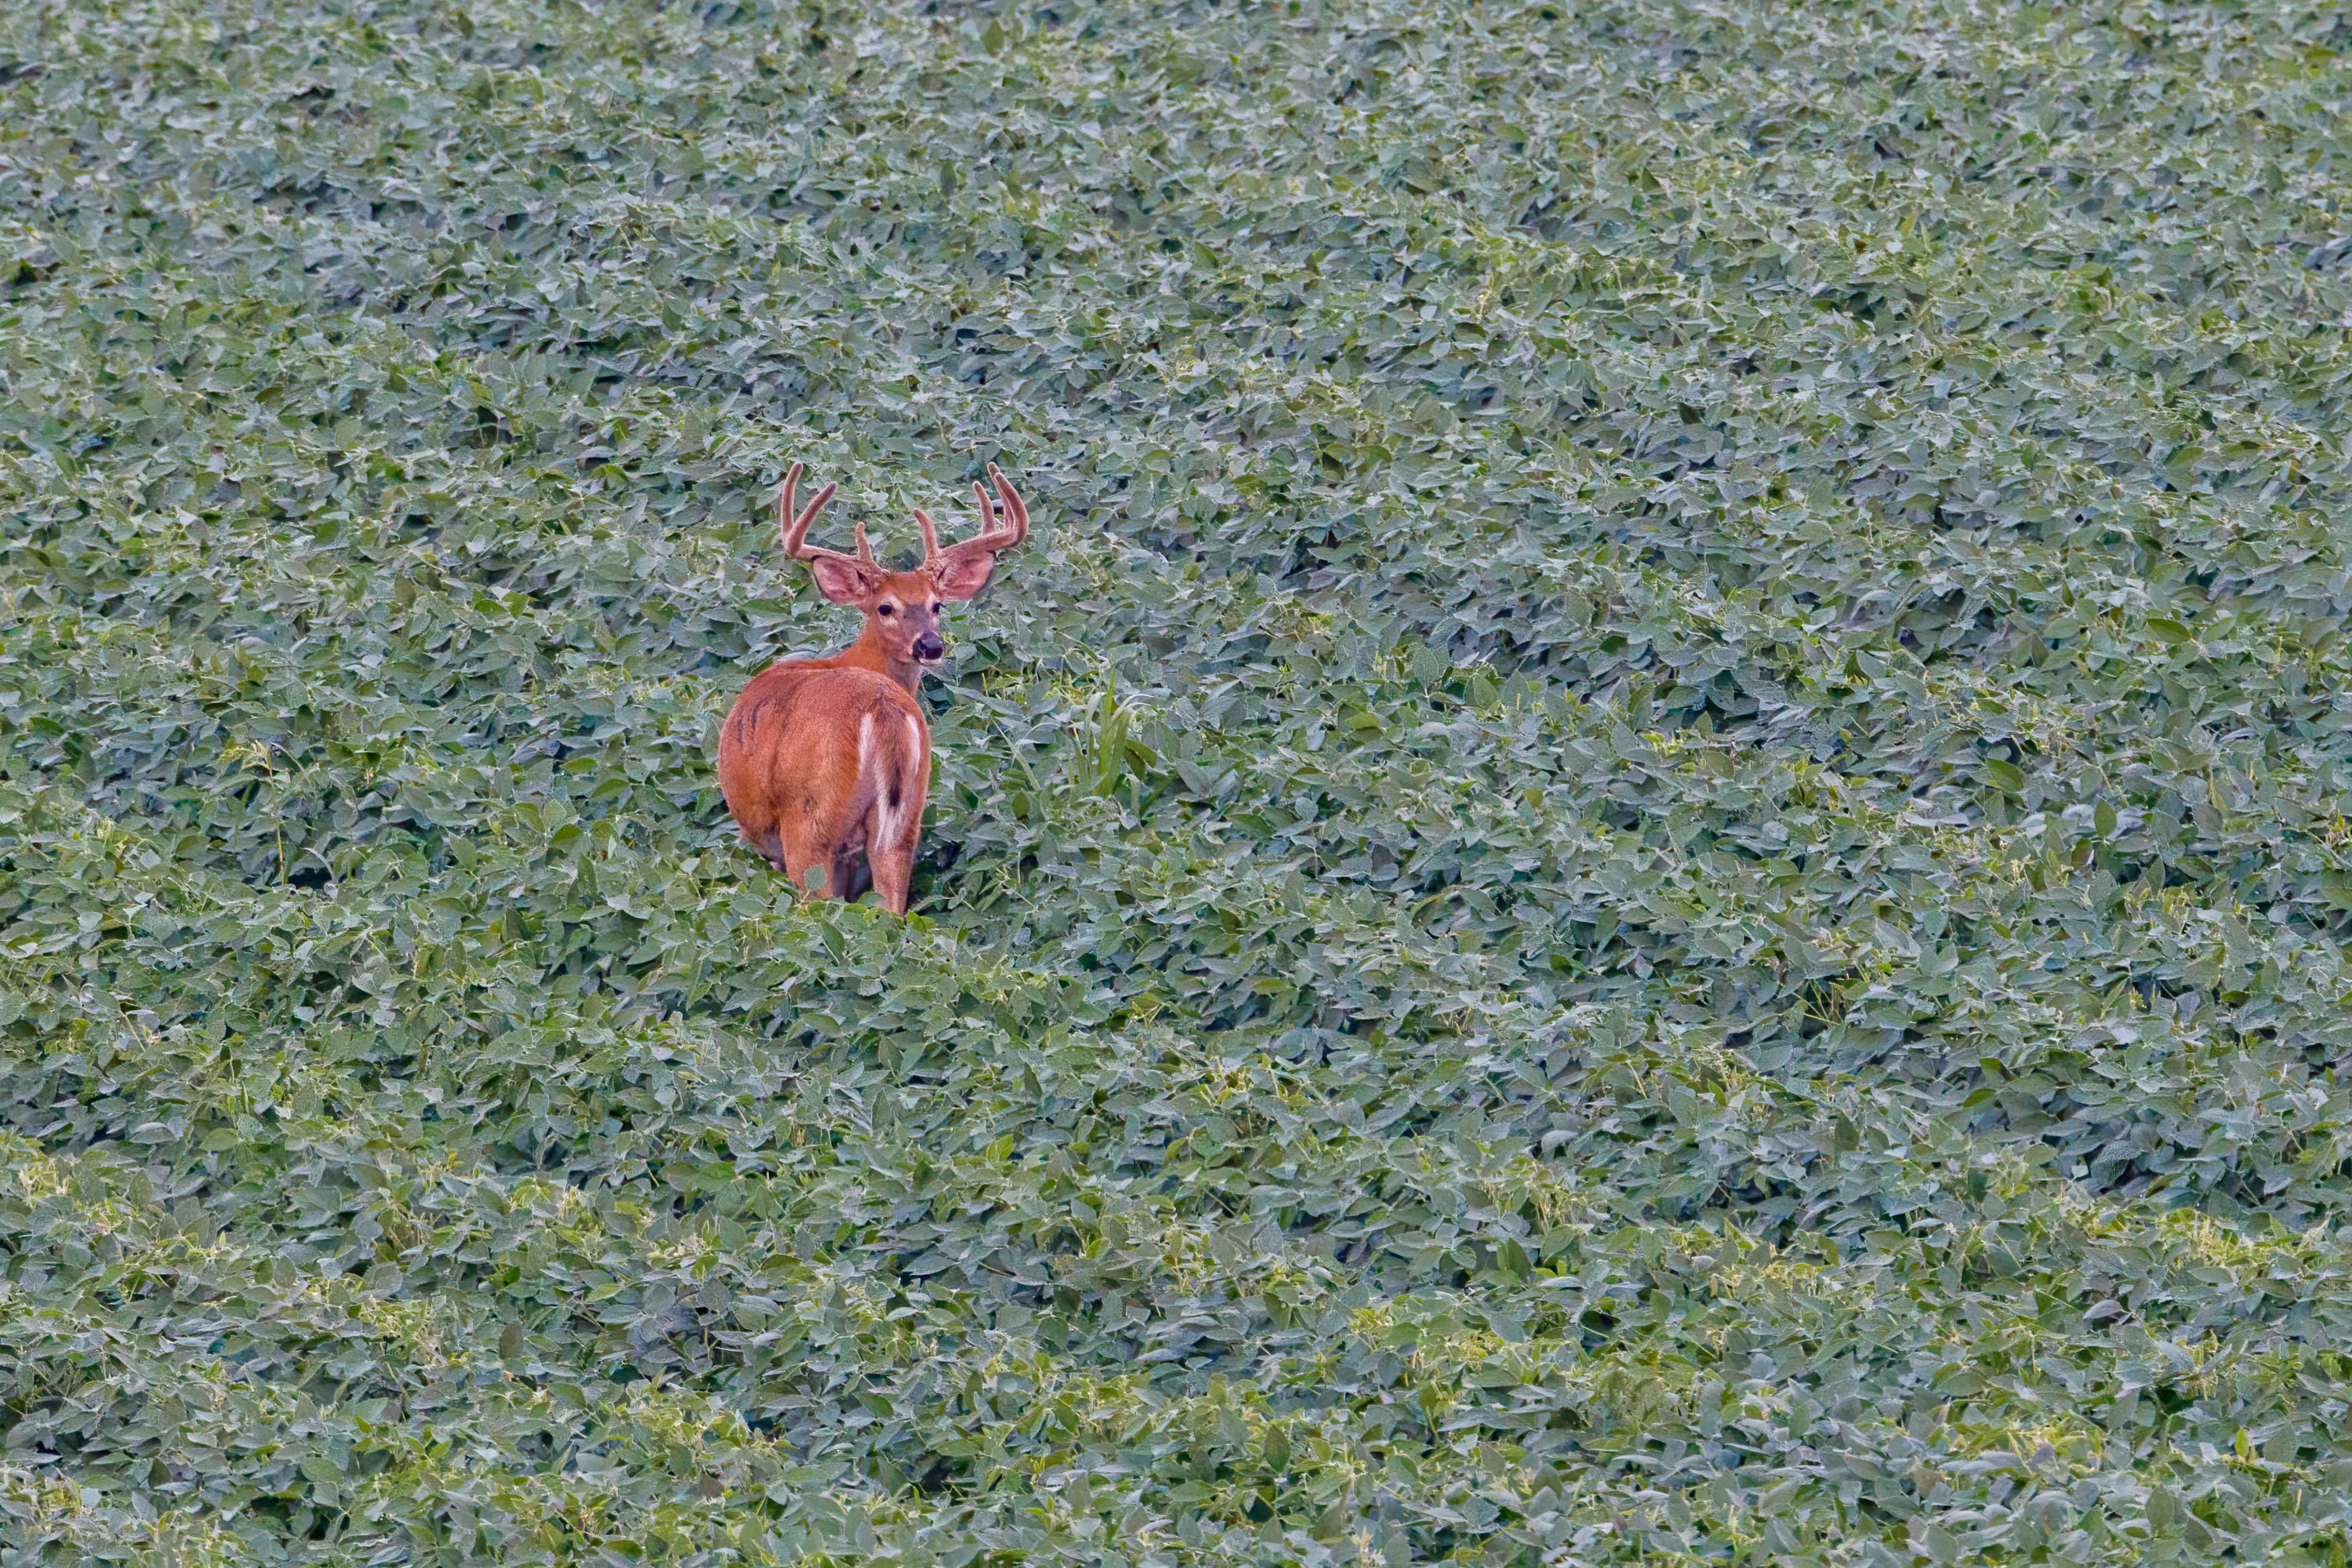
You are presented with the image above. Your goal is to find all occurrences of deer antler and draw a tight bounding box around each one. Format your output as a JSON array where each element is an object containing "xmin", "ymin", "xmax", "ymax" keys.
[
  {"xmin": 915, "ymin": 464, "xmax": 1028, "ymax": 575},
  {"xmin": 777, "ymin": 462, "xmax": 872, "ymax": 568}
]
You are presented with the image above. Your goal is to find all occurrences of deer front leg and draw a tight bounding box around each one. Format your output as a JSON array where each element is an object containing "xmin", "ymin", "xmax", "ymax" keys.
[{"xmin": 831, "ymin": 847, "xmax": 875, "ymax": 904}]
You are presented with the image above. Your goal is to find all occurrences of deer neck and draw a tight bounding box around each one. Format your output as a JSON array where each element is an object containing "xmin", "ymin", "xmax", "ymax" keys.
[{"xmin": 843, "ymin": 622, "xmax": 926, "ymax": 695}]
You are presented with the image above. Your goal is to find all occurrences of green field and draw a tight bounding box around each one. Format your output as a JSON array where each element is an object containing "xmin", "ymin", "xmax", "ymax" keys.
[{"xmin": 6, "ymin": 0, "xmax": 2352, "ymax": 1562}]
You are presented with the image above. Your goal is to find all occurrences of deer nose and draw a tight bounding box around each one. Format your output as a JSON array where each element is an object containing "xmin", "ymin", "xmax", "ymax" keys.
[{"xmin": 912, "ymin": 633, "xmax": 945, "ymax": 662}]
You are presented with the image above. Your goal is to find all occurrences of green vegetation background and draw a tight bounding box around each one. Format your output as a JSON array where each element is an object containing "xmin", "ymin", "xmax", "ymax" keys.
[{"xmin": 4, "ymin": 0, "xmax": 2352, "ymax": 1562}]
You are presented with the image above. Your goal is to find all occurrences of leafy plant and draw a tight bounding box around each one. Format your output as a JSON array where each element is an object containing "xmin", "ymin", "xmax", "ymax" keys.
[{"xmin": 5, "ymin": 0, "xmax": 2352, "ymax": 1563}]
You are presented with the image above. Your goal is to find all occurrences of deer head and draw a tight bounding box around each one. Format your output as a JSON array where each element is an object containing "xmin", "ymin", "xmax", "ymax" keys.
[{"xmin": 777, "ymin": 462, "xmax": 1029, "ymax": 672}]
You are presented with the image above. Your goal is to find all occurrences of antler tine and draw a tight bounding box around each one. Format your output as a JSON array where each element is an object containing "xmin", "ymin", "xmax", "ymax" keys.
[
  {"xmin": 983, "ymin": 464, "xmax": 1029, "ymax": 549},
  {"xmin": 936, "ymin": 465, "xmax": 1028, "ymax": 562},
  {"xmin": 776, "ymin": 465, "xmax": 858, "ymax": 564},
  {"xmin": 912, "ymin": 508, "xmax": 943, "ymax": 565}
]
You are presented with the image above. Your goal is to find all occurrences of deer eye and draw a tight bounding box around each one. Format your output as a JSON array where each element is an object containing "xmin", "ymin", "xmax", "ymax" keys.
[
  {"xmin": 930, "ymin": 602, "xmax": 941, "ymax": 613},
  {"xmin": 877, "ymin": 604, "xmax": 895, "ymax": 616}
]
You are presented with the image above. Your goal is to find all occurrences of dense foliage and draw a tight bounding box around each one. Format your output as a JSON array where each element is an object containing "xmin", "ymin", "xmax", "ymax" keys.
[{"xmin": 6, "ymin": 0, "xmax": 2352, "ymax": 1562}]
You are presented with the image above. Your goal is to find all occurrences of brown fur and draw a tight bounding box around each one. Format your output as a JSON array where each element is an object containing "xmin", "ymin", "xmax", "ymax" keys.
[
  {"xmin": 714, "ymin": 463, "xmax": 1027, "ymax": 914},
  {"xmin": 718, "ymin": 665, "xmax": 930, "ymax": 912}
]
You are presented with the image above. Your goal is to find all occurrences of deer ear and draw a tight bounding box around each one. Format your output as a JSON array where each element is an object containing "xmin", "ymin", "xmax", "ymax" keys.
[
  {"xmin": 930, "ymin": 552, "xmax": 996, "ymax": 602},
  {"xmin": 809, "ymin": 557, "xmax": 879, "ymax": 604}
]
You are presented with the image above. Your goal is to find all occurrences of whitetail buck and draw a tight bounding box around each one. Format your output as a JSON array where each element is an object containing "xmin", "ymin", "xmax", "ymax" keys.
[{"xmin": 716, "ymin": 462, "xmax": 1028, "ymax": 913}]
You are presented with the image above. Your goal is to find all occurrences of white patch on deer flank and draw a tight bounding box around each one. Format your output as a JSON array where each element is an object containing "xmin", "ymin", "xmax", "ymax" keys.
[{"xmin": 866, "ymin": 712, "xmax": 920, "ymax": 850}]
